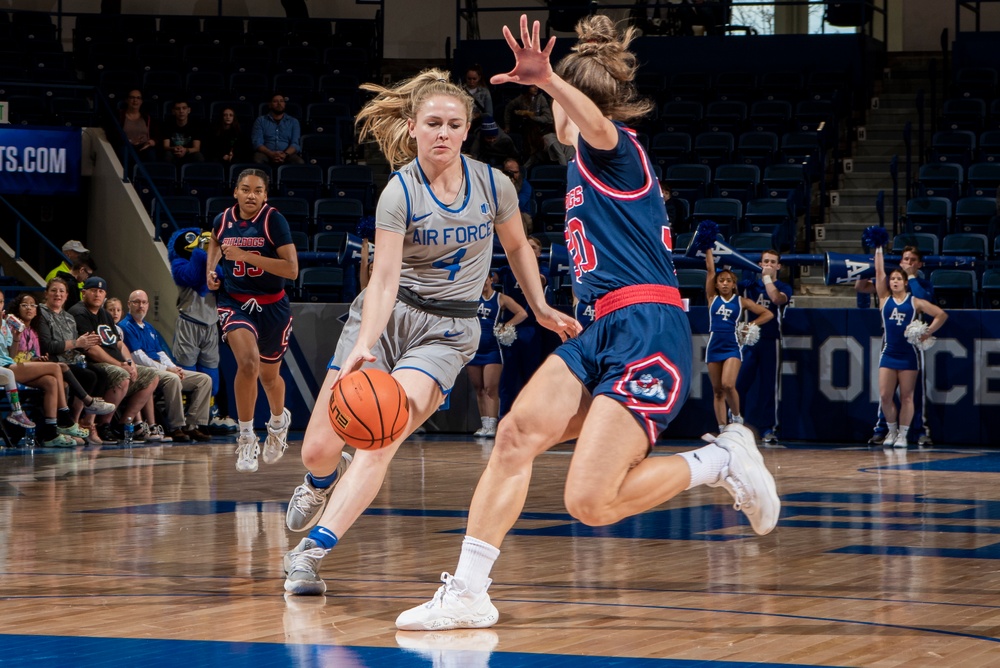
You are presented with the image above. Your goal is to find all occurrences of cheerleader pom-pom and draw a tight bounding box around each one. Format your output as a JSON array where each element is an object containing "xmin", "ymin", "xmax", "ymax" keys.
[
  {"xmin": 356, "ymin": 215, "xmax": 377, "ymax": 241},
  {"xmin": 737, "ymin": 322, "xmax": 761, "ymax": 347},
  {"xmin": 493, "ymin": 322, "xmax": 517, "ymax": 346},
  {"xmin": 692, "ymin": 220, "xmax": 720, "ymax": 252},
  {"xmin": 862, "ymin": 225, "xmax": 889, "ymax": 249},
  {"xmin": 905, "ymin": 320, "xmax": 935, "ymax": 350}
]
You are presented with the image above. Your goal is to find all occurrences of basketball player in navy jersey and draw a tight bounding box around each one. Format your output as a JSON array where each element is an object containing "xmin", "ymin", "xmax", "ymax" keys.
[
  {"xmin": 398, "ymin": 14, "xmax": 781, "ymax": 631},
  {"xmin": 206, "ymin": 168, "xmax": 298, "ymax": 473},
  {"xmin": 735, "ymin": 249, "xmax": 791, "ymax": 444}
]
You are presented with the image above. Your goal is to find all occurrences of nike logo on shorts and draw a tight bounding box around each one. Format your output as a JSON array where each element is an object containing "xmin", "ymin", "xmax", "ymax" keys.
[
  {"xmin": 443, "ymin": 330, "xmax": 460, "ymax": 338},
  {"xmin": 412, "ymin": 212, "xmax": 432, "ymax": 222}
]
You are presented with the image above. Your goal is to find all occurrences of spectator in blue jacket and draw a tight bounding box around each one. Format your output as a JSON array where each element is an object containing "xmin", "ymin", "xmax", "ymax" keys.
[{"xmin": 251, "ymin": 93, "xmax": 303, "ymax": 166}]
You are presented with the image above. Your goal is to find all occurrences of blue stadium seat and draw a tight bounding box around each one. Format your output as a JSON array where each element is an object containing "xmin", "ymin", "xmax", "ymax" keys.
[
  {"xmin": 743, "ymin": 198, "xmax": 794, "ymax": 235},
  {"xmin": 676, "ymin": 268, "xmax": 708, "ymax": 306},
  {"xmin": 930, "ymin": 269, "xmax": 978, "ymax": 309},
  {"xmin": 954, "ymin": 196, "xmax": 996, "ymax": 235},
  {"xmin": 892, "ymin": 232, "xmax": 939, "ymax": 257},
  {"xmin": 749, "ymin": 100, "xmax": 792, "ymax": 134},
  {"xmin": 941, "ymin": 233, "xmax": 989, "ymax": 259},
  {"xmin": 327, "ymin": 165, "xmax": 374, "ymax": 211},
  {"xmin": 693, "ymin": 132, "xmax": 734, "ymax": 170},
  {"xmin": 300, "ymin": 134, "xmax": 342, "ymax": 170},
  {"xmin": 179, "ymin": 162, "xmax": 227, "ymax": 203},
  {"xmin": 982, "ymin": 269, "xmax": 1000, "ymax": 309},
  {"xmin": 903, "ymin": 197, "xmax": 952, "ymax": 237},
  {"xmin": 650, "ymin": 132, "xmax": 692, "ymax": 171},
  {"xmin": 267, "ymin": 196, "xmax": 311, "ymax": 233},
  {"xmin": 713, "ymin": 164, "xmax": 759, "ymax": 206},
  {"xmin": 299, "ymin": 267, "xmax": 344, "ymax": 303},
  {"xmin": 941, "ymin": 98, "xmax": 986, "ymax": 132},
  {"xmin": 314, "ymin": 197, "xmax": 363, "ymax": 233},
  {"xmin": 729, "ymin": 231, "xmax": 775, "ymax": 253},
  {"xmin": 152, "ymin": 196, "xmax": 201, "ymax": 235},
  {"xmin": 539, "ymin": 198, "xmax": 567, "ymax": 232},
  {"xmin": 659, "ymin": 100, "xmax": 703, "ymax": 133},
  {"xmin": 692, "ymin": 198, "xmax": 742, "ymax": 239},
  {"xmin": 665, "ymin": 163, "xmax": 711, "ymax": 205},
  {"xmin": 929, "ymin": 130, "xmax": 976, "ymax": 166},
  {"xmin": 735, "ymin": 131, "xmax": 778, "ymax": 169},
  {"xmin": 277, "ymin": 164, "xmax": 325, "ymax": 201},
  {"xmin": 204, "ymin": 196, "xmax": 236, "ymax": 228},
  {"xmin": 916, "ymin": 162, "xmax": 963, "ymax": 203},
  {"xmin": 704, "ymin": 100, "xmax": 746, "ymax": 134},
  {"xmin": 966, "ymin": 161, "xmax": 1000, "ymax": 197}
]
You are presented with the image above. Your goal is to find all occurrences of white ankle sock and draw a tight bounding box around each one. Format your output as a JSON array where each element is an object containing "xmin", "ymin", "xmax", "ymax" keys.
[
  {"xmin": 269, "ymin": 412, "xmax": 287, "ymax": 428},
  {"xmin": 454, "ymin": 536, "xmax": 500, "ymax": 594},
  {"xmin": 897, "ymin": 426, "xmax": 910, "ymax": 442},
  {"xmin": 239, "ymin": 420, "xmax": 254, "ymax": 434},
  {"xmin": 679, "ymin": 443, "xmax": 730, "ymax": 489},
  {"xmin": 718, "ymin": 424, "xmax": 727, "ymax": 434},
  {"xmin": 731, "ymin": 414, "xmax": 744, "ymax": 424}
]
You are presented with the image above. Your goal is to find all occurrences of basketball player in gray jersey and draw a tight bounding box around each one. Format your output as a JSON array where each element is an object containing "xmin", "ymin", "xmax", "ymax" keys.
[{"xmin": 280, "ymin": 69, "xmax": 580, "ymax": 596}]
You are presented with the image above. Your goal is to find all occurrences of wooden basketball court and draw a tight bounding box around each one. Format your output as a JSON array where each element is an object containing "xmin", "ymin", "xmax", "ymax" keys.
[{"xmin": 1, "ymin": 434, "xmax": 999, "ymax": 667}]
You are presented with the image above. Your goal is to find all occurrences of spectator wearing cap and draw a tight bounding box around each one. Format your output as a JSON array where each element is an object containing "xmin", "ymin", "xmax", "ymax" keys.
[
  {"xmin": 470, "ymin": 115, "xmax": 519, "ymax": 168},
  {"xmin": 45, "ymin": 240, "xmax": 90, "ymax": 284},
  {"xmin": 69, "ymin": 276, "xmax": 160, "ymax": 443}
]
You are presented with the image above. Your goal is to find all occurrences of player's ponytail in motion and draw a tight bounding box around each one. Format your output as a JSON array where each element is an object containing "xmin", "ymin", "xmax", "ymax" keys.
[
  {"xmin": 356, "ymin": 68, "xmax": 473, "ymax": 170},
  {"xmin": 555, "ymin": 15, "xmax": 653, "ymax": 124}
]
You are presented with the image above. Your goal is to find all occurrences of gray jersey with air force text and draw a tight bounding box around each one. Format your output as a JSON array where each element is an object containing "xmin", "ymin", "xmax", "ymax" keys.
[{"xmin": 376, "ymin": 156, "xmax": 519, "ymax": 303}]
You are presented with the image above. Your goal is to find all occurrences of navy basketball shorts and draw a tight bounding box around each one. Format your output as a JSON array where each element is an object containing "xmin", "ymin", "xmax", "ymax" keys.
[
  {"xmin": 218, "ymin": 292, "xmax": 293, "ymax": 364},
  {"xmin": 555, "ymin": 302, "xmax": 692, "ymax": 444}
]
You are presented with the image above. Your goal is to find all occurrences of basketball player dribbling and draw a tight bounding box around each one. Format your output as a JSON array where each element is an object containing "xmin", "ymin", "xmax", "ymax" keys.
[
  {"xmin": 280, "ymin": 68, "xmax": 580, "ymax": 595},
  {"xmin": 206, "ymin": 168, "xmax": 298, "ymax": 473},
  {"xmin": 396, "ymin": 15, "xmax": 781, "ymax": 631}
]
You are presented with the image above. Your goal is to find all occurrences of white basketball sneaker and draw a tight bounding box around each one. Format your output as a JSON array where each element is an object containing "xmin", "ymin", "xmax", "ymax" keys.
[
  {"xmin": 707, "ymin": 424, "xmax": 781, "ymax": 536},
  {"xmin": 263, "ymin": 408, "xmax": 292, "ymax": 465},
  {"xmin": 235, "ymin": 432, "xmax": 260, "ymax": 473},
  {"xmin": 395, "ymin": 573, "xmax": 499, "ymax": 631}
]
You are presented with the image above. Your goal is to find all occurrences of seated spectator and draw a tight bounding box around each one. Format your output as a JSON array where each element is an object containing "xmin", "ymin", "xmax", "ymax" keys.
[
  {"xmin": 502, "ymin": 157, "xmax": 533, "ymax": 233},
  {"xmin": 205, "ymin": 106, "xmax": 250, "ymax": 165},
  {"xmin": 251, "ymin": 93, "xmax": 304, "ymax": 165},
  {"xmin": 120, "ymin": 289, "xmax": 212, "ymax": 443},
  {"xmin": 0, "ymin": 290, "xmax": 90, "ymax": 447},
  {"xmin": 105, "ymin": 297, "xmax": 170, "ymax": 443},
  {"xmin": 503, "ymin": 84, "xmax": 554, "ymax": 164},
  {"xmin": 37, "ymin": 277, "xmax": 119, "ymax": 445},
  {"xmin": 45, "ymin": 240, "xmax": 89, "ymax": 284},
  {"xmin": 463, "ymin": 64, "xmax": 494, "ymax": 149},
  {"xmin": 470, "ymin": 116, "xmax": 519, "ymax": 168},
  {"xmin": 69, "ymin": 276, "xmax": 160, "ymax": 443},
  {"xmin": 119, "ymin": 89, "xmax": 158, "ymax": 161},
  {"xmin": 54, "ymin": 258, "xmax": 96, "ymax": 311},
  {"xmin": 14, "ymin": 291, "xmax": 115, "ymax": 441},
  {"xmin": 161, "ymin": 98, "xmax": 205, "ymax": 165}
]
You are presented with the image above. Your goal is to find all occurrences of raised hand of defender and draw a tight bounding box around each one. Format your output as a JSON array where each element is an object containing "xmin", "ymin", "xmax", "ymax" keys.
[{"xmin": 490, "ymin": 14, "xmax": 556, "ymax": 87}]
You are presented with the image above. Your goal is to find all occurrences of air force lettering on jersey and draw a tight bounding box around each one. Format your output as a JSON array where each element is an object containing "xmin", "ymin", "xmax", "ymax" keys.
[{"xmin": 377, "ymin": 156, "xmax": 519, "ymax": 303}]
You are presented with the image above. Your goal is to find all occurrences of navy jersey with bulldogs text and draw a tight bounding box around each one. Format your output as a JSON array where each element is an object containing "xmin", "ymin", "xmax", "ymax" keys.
[
  {"xmin": 213, "ymin": 203, "xmax": 294, "ymax": 296},
  {"xmin": 564, "ymin": 123, "xmax": 678, "ymax": 304}
]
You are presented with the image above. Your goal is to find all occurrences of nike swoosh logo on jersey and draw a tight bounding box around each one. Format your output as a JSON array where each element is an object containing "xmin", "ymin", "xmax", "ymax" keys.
[
  {"xmin": 412, "ymin": 212, "xmax": 432, "ymax": 222},
  {"xmin": 443, "ymin": 330, "xmax": 461, "ymax": 338}
]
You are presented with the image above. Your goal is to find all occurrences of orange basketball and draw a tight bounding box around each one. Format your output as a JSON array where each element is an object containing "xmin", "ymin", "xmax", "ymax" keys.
[{"xmin": 328, "ymin": 369, "xmax": 409, "ymax": 450}]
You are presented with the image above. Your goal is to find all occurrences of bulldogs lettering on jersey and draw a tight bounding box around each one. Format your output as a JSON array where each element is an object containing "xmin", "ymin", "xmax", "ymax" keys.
[
  {"xmin": 213, "ymin": 203, "xmax": 293, "ymax": 296},
  {"xmin": 563, "ymin": 123, "xmax": 679, "ymax": 305}
]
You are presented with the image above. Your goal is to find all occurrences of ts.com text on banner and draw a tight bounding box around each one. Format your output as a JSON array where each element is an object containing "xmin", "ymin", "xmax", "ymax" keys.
[{"xmin": 0, "ymin": 126, "xmax": 81, "ymax": 195}]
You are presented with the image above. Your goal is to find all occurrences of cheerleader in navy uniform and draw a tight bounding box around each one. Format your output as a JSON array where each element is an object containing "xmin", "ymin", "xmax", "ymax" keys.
[
  {"xmin": 873, "ymin": 246, "xmax": 946, "ymax": 448},
  {"xmin": 469, "ymin": 272, "xmax": 527, "ymax": 437},
  {"xmin": 705, "ymin": 247, "xmax": 773, "ymax": 434}
]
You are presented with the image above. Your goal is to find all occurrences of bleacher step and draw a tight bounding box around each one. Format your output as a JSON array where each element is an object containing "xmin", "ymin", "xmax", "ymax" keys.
[{"xmin": 828, "ymin": 206, "xmax": 881, "ymax": 225}]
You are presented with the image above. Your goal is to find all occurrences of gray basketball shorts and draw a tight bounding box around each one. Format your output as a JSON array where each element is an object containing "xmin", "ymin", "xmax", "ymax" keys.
[
  {"xmin": 173, "ymin": 318, "xmax": 220, "ymax": 368},
  {"xmin": 328, "ymin": 294, "xmax": 479, "ymax": 394}
]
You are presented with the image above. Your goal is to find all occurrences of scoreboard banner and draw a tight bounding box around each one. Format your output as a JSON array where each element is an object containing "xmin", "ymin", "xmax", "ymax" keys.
[{"xmin": 0, "ymin": 126, "xmax": 81, "ymax": 195}]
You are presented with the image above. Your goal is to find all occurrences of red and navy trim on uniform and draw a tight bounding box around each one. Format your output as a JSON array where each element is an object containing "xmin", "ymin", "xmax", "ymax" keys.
[
  {"xmin": 574, "ymin": 131, "xmax": 655, "ymax": 201},
  {"xmin": 594, "ymin": 284, "xmax": 683, "ymax": 320}
]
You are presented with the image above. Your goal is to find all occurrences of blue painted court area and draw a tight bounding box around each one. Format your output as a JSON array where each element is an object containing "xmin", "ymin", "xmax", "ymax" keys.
[{"xmin": 0, "ymin": 634, "xmax": 843, "ymax": 667}]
